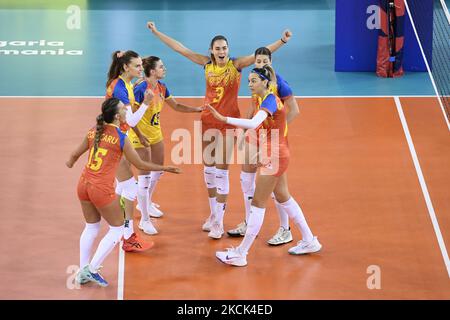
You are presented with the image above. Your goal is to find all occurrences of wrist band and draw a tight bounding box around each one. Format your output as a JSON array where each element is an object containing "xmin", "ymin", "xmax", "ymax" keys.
[{"xmin": 281, "ymin": 38, "xmax": 287, "ymax": 44}]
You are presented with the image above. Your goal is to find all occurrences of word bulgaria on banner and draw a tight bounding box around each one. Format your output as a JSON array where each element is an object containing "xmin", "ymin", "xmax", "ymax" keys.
[{"xmin": 0, "ymin": 40, "xmax": 83, "ymax": 55}]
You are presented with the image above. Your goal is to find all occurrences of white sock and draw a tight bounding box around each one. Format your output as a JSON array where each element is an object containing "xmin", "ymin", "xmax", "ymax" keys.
[
  {"xmin": 214, "ymin": 201, "xmax": 226, "ymax": 225},
  {"xmin": 240, "ymin": 171, "xmax": 256, "ymax": 223},
  {"xmin": 148, "ymin": 171, "xmax": 163, "ymax": 204},
  {"xmin": 79, "ymin": 222, "xmax": 100, "ymax": 268},
  {"xmin": 138, "ymin": 175, "xmax": 150, "ymax": 223},
  {"xmin": 89, "ymin": 225, "xmax": 123, "ymax": 273},
  {"xmin": 208, "ymin": 197, "xmax": 217, "ymax": 220},
  {"xmin": 280, "ymin": 197, "xmax": 314, "ymax": 242},
  {"xmin": 238, "ymin": 206, "xmax": 265, "ymax": 255},
  {"xmin": 273, "ymin": 195, "xmax": 290, "ymax": 229},
  {"xmin": 123, "ymin": 219, "xmax": 134, "ymax": 240}
]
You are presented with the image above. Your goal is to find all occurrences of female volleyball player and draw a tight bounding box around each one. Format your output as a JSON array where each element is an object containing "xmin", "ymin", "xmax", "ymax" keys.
[
  {"xmin": 131, "ymin": 56, "xmax": 203, "ymax": 227},
  {"xmin": 228, "ymin": 47, "xmax": 301, "ymax": 247},
  {"xmin": 207, "ymin": 65, "xmax": 321, "ymax": 267},
  {"xmin": 146, "ymin": 21, "xmax": 292, "ymax": 239},
  {"xmin": 105, "ymin": 50, "xmax": 160, "ymax": 241},
  {"xmin": 66, "ymin": 98, "xmax": 181, "ymax": 286}
]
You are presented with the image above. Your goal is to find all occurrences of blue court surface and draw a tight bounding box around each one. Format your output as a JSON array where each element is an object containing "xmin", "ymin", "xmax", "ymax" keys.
[{"xmin": 0, "ymin": 0, "xmax": 435, "ymax": 97}]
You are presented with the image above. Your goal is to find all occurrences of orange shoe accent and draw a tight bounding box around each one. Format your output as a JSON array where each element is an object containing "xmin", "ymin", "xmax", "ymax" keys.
[{"xmin": 122, "ymin": 233, "xmax": 154, "ymax": 252}]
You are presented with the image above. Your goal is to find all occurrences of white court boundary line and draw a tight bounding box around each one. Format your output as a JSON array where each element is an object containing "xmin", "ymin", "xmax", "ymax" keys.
[
  {"xmin": 117, "ymin": 241, "xmax": 125, "ymax": 300},
  {"xmin": 404, "ymin": 0, "xmax": 450, "ymax": 131},
  {"xmin": 394, "ymin": 96, "xmax": 450, "ymax": 278},
  {"xmin": 439, "ymin": 0, "xmax": 450, "ymax": 25}
]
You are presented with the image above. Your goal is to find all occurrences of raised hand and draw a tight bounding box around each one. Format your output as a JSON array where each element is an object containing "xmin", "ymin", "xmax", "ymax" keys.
[
  {"xmin": 281, "ymin": 29, "xmax": 293, "ymax": 43},
  {"xmin": 147, "ymin": 21, "xmax": 157, "ymax": 33}
]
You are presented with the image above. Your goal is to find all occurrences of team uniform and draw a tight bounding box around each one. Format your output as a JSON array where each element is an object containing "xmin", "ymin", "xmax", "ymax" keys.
[
  {"xmin": 201, "ymin": 58, "xmax": 242, "ymax": 237},
  {"xmin": 105, "ymin": 75, "xmax": 136, "ymax": 132},
  {"xmin": 202, "ymin": 58, "xmax": 241, "ymax": 134},
  {"xmin": 270, "ymin": 73, "xmax": 293, "ymax": 101},
  {"xmin": 249, "ymin": 92, "xmax": 289, "ymax": 177},
  {"xmin": 227, "ymin": 72, "xmax": 295, "ymax": 237},
  {"xmin": 252, "ymin": 72, "xmax": 292, "ymax": 135},
  {"xmin": 77, "ymin": 124, "xmax": 127, "ymax": 208},
  {"xmin": 248, "ymin": 72, "xmax": 292, "ymax": 138},
  {"xmin": 130, "ymin": 79, "xmax": 172, "ymax": 147},
  {"xmin": 217, "ymin": 93, "xmax": 321, "ymax": 267}
]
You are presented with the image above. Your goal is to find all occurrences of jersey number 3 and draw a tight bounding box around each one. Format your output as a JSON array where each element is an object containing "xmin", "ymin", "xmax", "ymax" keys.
[
  {"xmin": 87, "ymin": 147, "xmax": 108, "ymax": 171},
  {"xmin": 212, "ymin": 87, "xmax": 224, "ymax": 104}
]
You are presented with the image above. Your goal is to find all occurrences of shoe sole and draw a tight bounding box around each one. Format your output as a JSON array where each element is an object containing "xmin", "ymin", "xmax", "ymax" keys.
[
  {"xmin": 123, "ymin": 247, "xmax": 154, "ymax": 252},
  {"xmin": 215, "ymin": 255, "xmax": 247, "ymax": 267},
  {"xmin": 138, "ymin": 226, "xmax": 158, "ymax": 235},
  {"xmin": 122, "ymin": 243, "xmax": 155, "ymax": 252},
  {"xmin": 227, "ymin": 231, "xmax": 245, "ymax": 237},
  {"xmin": 148, "ymin": 207, "xmax": 163, "ymax": 218},
  {"xmin": 267, "ymin": 238, "xmax": 293, "ymax": 246},
  {"xmin": 288, "ymin": 245, "xmax": 322, "ymax": 255},
  {"xmin": 208, "ymin": 234, "xmax": 223, "ymax": 239},
  {"xmin": 86, "ymin": 275, "xmax": 108, "ymax": 287}
]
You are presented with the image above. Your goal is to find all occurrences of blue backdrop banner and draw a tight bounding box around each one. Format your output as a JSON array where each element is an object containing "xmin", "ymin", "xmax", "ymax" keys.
[{"xmin": 335, "ymin": 0, "xmax": 433, "ymax": 72}]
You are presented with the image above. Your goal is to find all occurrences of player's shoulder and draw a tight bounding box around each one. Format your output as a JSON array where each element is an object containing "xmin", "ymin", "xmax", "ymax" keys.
[
  {"xmin": 112, "ymin": 78, "xmax": 127, "ymax": 93},
  {"xmin": 275, "ymin": 73, "xmax": 283, "ymax": 82},
  {"xmin": 134, "ymin": 79, "xmax": 148, "ymax": 91},
  {"xmin": 157, "ymin": 80, "xmax": 168, "ymax": 88},
  {"xmin": 265, "ymin": 92, "xmax": 277, "ymax": 102}
]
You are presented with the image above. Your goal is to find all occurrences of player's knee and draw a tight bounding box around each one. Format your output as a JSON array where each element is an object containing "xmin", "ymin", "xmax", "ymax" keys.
[
  {"xmin": 120, "ymin": 177, "xmax": 138, "ymax": 201},
  {"xmin": 215, "ymin": 168, "xmax": 229, "ymax": 195},
  {"xmin": 150, "ymin": 171, "xmax": 164, "ymax": 183},
  {"xmin": 203, "ymin": 166, "xmax": 216, "ymax": 189},
  {"xmin": 273, "ymin": 189, "xmax": 290, "ymax": 204},
  {"xmin": 137, "ymin": 175, "xmax": 150, "ymax": 196}
]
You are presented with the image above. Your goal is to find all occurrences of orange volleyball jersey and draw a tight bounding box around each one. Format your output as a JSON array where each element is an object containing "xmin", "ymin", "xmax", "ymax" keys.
[
  {"xmin": 202, "ymin": 58, "xmax": 241, "ymax": 124},
  {"xmin": 252, "ymin": 93, "xmax": 289, "ymax": 158},
  {"xmin": 82, "ymin": 124, "xmax": 127, "ymax": 187}
]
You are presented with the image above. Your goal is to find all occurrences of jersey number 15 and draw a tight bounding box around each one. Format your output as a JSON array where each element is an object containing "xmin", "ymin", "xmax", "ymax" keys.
[{"xmin": 87, "ymin": 147, "xmax": 108, "ymax": 171}]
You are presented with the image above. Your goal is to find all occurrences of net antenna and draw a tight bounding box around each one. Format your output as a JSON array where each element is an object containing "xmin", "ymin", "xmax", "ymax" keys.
[{"xmin": 404, "ymin": 0, "xmax": 450, "ymax": 131}]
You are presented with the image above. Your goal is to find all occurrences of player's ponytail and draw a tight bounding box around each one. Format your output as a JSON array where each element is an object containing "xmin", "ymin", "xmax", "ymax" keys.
[
  {"xmin": 262, "ymin": 64, "xmax": 276, "ymax": 88},
  {"xmin": 209, "ymin": 35, "xmax": 228, "ymax": 65},
  {"xmin": 93, "ymin": 114, "xmax": 104, "ymax": 158},
  {"xmin": 93, "ymin": 98, "xmax": 120, "ymax": 156},
  {"xmin": 106, "ymin": 50, "xmax": 140, "ymax": 87}
]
